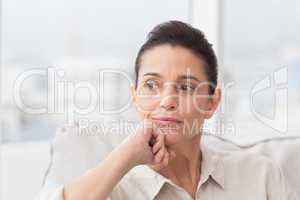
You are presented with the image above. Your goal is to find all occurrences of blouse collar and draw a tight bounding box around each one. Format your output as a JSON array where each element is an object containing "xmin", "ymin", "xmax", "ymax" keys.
[{"xmin": 129, "ymin": 144, "xmax": 225, "ymax": 199}]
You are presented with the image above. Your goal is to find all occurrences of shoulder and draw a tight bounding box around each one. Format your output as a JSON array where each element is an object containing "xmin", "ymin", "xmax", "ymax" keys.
[
  {"xmin": 220, "ymin": 148, "xmax": 279, "ymax": 171},
  {"xmin": 219, "ymin": 148, "xmax": 290, "ymax": 197},
  {"xmin": 204, "ymin": 144, "xmax": 277, "ymax": 174},
  {"xmin": 212, "ymin": 147, "xmax": 281, "ymax": 185},
  {"xmin": 205, "ymin": 146, "xmax": 293, "ymax": 199}
]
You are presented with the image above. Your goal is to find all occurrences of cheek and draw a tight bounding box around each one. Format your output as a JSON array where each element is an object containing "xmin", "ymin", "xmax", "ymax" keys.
[
  {"xmin": 192, "ymin": 95, "xmax": 210, "ymax": 116},
  {"xmin": 182, "ymin": 118, "xmax": 204, "ymax": 136},
  {"xmin": 179, "ymin": 95, "xmax": 208, "ymax": 118},
  {"xmin": 135, "ymin": 97, "xmax": 159, "ymax": 119},
  {"xmin": 177, "ymin": 98, "xmax": 206, "ymax": 137}
]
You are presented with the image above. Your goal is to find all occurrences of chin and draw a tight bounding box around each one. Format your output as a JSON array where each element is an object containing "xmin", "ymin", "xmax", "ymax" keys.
[
  {"xmin": 164, "ymin": 131, "xmax": 184, "ymax": 146},
  {"xmin": 164, "ymin": 129, "xmax": 200, "ymax": 146}
]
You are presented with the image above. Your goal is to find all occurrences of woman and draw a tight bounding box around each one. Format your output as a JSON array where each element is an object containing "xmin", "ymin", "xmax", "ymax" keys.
[{"xmin": 36, "ymin": 21, "xmax": 289, "ymax": 200}]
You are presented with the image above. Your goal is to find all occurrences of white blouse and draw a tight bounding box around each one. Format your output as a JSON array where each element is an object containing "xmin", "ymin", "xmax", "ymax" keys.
[{"xmin": 34, "ymin": 124, "xmax": 292, "ymax": 200}]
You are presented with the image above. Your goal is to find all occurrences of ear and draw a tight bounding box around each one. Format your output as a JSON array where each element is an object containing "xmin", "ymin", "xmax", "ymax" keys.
[{"xmin": 204, "ymin": 87, "xmax": 221, "ymax": 119}]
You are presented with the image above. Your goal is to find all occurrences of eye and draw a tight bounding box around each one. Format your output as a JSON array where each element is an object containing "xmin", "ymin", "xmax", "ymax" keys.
[
  {"xmin": 145, "ymin": 79, "xmax": 159, "ymax": 90},
  {"xmin": 178, "ymin": 83, "xmax": 195, "ymax": 92}
]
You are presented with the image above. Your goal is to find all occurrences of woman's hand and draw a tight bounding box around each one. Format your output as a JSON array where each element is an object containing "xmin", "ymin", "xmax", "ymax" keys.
[
  {"xmin": 148, "ymin": 131, "xmax": 177, "ymax": 170},
  {"xmin": 63, "ymin": 119, "xmax": 177, "ymax": 200},
  {"xmin": 121, "ymin": 119, "xmax": 176, "ymax": 167}
]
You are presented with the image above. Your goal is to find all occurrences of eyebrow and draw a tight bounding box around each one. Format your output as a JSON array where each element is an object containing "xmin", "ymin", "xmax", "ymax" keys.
[
  {"xmin": 178, "ymin": 75, "xmax": 200, "ymax": 82},
  {"xmin": 143, "ymin": 72, "xmax": 200, "ymax": 82},
  {"xmin": 143, "ymin": 72, "xmax": 162, "ymax": 78}
]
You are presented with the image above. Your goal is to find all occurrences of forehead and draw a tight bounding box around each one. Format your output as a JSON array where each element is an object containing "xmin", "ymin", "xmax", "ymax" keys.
[{"xmin": 139, "ymin": 44, "xmax": 207, "ymax": 81}]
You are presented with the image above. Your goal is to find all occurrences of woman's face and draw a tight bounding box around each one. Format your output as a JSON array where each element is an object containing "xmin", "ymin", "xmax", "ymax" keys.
[{"xmin": 131, "ymin": 44, "xmax": 220, "ymax": 146}]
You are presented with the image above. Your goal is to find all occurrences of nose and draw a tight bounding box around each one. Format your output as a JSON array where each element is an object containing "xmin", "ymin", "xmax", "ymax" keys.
[{"xmin": 159, "ymin": 83, "xmax": 178, "ymax": 111}]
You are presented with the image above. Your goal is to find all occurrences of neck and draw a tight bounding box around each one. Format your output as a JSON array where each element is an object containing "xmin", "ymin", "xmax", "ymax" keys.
[{"xmin": 151, "ymin": 134, "xmax": 202, "ymax": 187}]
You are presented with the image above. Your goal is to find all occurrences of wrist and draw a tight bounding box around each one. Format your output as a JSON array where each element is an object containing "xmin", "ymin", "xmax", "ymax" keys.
[{"xmin": 118, "ymin": 140, "xmax": 139, "ymax": 168}]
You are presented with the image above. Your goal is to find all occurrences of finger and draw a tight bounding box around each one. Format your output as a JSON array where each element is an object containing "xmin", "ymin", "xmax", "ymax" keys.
[
  {"xmin": 162, "ymin": 151, "xmax": 169, "ymax": 166},
  {"xmin": 152, "ymin": 139, "xmax": 163, "ymax": 154},
  {"xmin": 158, "ymin": 132, "xmax": 165, "ymax": 147},
  {"xmin": 152, "ymin": 133, "xmax": 164, "ymax": 154},
  {"xmin": 154, "ymin": 146, "xmax": 165, "ymax": 164},
  {"xmin": 147, "ymin": 150, "xmax": 155, "ymax": 164},
  {"xmin": 149, "ymin": 131, "xmax": 163, "ymax": 149},
  {"xmin": 152, "ymin": 122, "xmax": 163, "ymax": 138}
]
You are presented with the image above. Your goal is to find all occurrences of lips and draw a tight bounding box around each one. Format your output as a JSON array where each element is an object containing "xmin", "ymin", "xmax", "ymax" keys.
[{"xmin": 152, "ymin": 116, "xmax": 183, "ymax": 124}]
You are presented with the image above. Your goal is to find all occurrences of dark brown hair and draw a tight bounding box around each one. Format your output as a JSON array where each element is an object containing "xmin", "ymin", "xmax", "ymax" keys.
[{"xmin": 134, "ymin": 20, "xmax": 218, "ymax": 94}]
